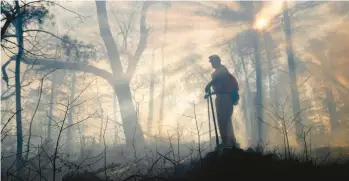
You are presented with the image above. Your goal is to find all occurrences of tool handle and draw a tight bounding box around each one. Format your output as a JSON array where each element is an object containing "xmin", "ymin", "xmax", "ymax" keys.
[{"xmin": 208, "ymin": 90, "xmax": 219, "ymax": 147}]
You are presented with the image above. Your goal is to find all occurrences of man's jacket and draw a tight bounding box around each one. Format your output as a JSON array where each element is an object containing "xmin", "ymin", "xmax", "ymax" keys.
[
  {"xmin": 211, "ymin": 65, "xmax": 239, "ymax": 93},
  {"xmin": 211, "ymin": 65, "xmax": 239, "ymax": 105}
]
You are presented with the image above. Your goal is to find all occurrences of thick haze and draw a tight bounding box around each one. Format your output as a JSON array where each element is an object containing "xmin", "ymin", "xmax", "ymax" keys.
[{"xmin": 2, "ymin": 1, "xmax": 349, "ymax": 151}]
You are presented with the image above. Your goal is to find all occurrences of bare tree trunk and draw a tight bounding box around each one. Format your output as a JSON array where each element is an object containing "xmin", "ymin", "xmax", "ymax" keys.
[
  {"xmin": 48, "ymin": 72, "xmax": 56, "ymax": 140},
  {"xmin": 148, "ymin": 48, "xmax": 155, "ymax": 135},
  {"xmin": 263, "ymin": 32, "xmax": 284, "ymax": 144},
  {"xmin": 66, "ymin": 72, "xmax": 76, "ymax": 152},
  {"xmin": 95, "ymin": 1, "xmax": 148, "ymax": 145},
  {"xmin": 159, "ymin": 7, "xmax": 168, "ymax": 135},
  {"xmin": 15, "ymin": 0, "xmax": 24, "ymax": 172},
  {"xmin": 241, "ymin": 54, "xmax": 253, "ymax": 145},
  {"xmin": 114, "ymin": 83, "xmax": 145, "ymax": 146},
  {"xmin": 283, "ymin": 2, "xmax": 302, "ymax": 141},
  {"xmin": 324, "ymin": 84, "xmax": 337, "ymax": 133},
  {"xmin": 263, "ymin": 32, "xmax": 274, "ymax": 103},
  {"xmin": 253, "ymin": 30, "xmax": 265, "ymax": 145},
  {"xmin": 323, "ymin": 55, "xmax": 337, "ymax": 134},
  {"xmin": 113, "ymin": 93, "xmax": 118, "ymax": 143},
  {"xmin": 96, "ymin": 81, "xmax": 104, "ymax": 144}
]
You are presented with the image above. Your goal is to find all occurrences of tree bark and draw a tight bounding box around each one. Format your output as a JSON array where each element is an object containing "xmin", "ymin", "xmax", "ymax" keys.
[
  {"xmin": 159, "ymin": 7, "xmax": 168, "ymax": 135},
  {"xmin": 148, "ymin": 48, "xmax": 155, "ymax": 135},
  {"xmin": 114, "ymin": 83, "xmax": 145, "ymax": 146},
  {"xmin": 323, "ymin": 54, "xmax": 338, "ymax": 134},
  {"xmin": 324, "ymin": 84, "xmax": 337, "ymax": 133},
  {"xmin": 14, "ymin": 0, "xmax": 24, "ymax": 172},
  {"xmin": 97, "ymin": 80, "xmax": 104, "ymax": 144},
  {"xmin": 253, "ymin": 30, "xmax": 265, "ymax": 145},
  {"xmin": 113, "ymin": 93, "xmax": 118, "ymax": 143},
  {"xmin": 283, "ymin": 2, "xmax": 303, "ymax": 141}
]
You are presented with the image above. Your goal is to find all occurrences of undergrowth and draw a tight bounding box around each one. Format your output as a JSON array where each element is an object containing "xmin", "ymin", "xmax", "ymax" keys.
[{"xmin": 63, "ymin": 146, "xmax": 349, "ymax": 181}]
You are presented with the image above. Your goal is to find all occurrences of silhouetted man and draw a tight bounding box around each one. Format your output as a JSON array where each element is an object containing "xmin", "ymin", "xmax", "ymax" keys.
[{"xmin": 205, "ymin": 55, "xmax": 239, "ymax": 148}]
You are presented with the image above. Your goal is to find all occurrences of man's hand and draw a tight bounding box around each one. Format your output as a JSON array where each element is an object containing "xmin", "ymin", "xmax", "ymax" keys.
[
  {"xmin": 205, "ymin": 84, "xmax": 211, "ymax": 93},
  {"xmin": 204, "ymin": 91, "xmax": 215, "ymax": 99}
]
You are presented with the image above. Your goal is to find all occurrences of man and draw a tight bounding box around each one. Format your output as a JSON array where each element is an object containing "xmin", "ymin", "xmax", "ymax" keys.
[{"xmin": 205, "ymin": 55, "xmax": 239, "ymax": 148}]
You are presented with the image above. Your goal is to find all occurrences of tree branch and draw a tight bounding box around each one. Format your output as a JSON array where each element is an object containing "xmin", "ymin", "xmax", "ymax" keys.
[
  {"xmin": 4, "ymin": 29, "xmax": 90, "ymax": 47},
  {"xmin": 95, "ymin": 0, "xmax": 124, "ymax": 79},
  {"xmin": 6, "ymin": 56, "xmax": 115, "ymax": 86},
  {"xmin": 303, "ymin": 61, "xmax": 349, "ymax": 95},
  {"xmin": 1, "ymin": 15, "xmax": 14, "ymax": 40},
  {"xmin": 124, "ymin": 2, "xmax": 155, "ymax": 80},
  {"xmin": 1, "ymin": 90, "xmax": 16, "ymax": 101}
]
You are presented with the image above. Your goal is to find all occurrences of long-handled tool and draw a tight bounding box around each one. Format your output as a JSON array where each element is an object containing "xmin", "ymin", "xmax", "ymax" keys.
[
  {"xmin": 207, "ymin": 96, "xmax": 212, "ymax": 150},
  {"xmin": 206, "ymin": 90, "xmax": 219, "ymax": 149}
]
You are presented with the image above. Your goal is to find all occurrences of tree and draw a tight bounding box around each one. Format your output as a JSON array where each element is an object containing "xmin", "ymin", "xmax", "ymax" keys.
[
  {"xmin": 94, "ymin": 1, "xmax": 157, "ymax": 146},
  {"xmin": 159, "ymin": 5, "xmax": 169, "ymax": 135},
  {"xmin": 47, "ymin": 71, "xmax": 56, "ymax": 140},
  {"xmin": 14, "ymin": 0, "xmax": 24, "ymax": 172},
  {"xmin": 4, "ymin": 1, "xmax": 160, "ymax": 146},
  {"xmin": 148, "ymin": 48, "xmax": 155, "ymax": 135},
  {"xmin": 282, "ymin": 2, "xmax": 303, "ymax": 141},
  {"xmin": 198, "ymin": 1, "xmax": 325, "ymax": 146},
  {"xmin": 1, "ymin": 0, "xmax": 49, "ymax": 42},
  {"xmin": 59, "ymin": 35, "xmax": 96, "ymax": 151},
  {"xmin": 1, "ymin": 0, "xmax": 49, "ymax": 172},
  {"xmin": 305, "ymin": 30, "xmax": 349, "ymax": 136}
]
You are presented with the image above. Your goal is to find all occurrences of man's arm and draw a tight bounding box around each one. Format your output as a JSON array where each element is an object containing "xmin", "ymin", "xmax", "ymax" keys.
[
  {"xmin": 208, "ymin": 73, "xmax": 226, "ymax": 86},
  {"xmin": 205, "ymin": 77, "xmax": 219, "ymax": 91},
  {"xmin": 205, "ymin": 68, "xmax": 229, "ymax": 92}
]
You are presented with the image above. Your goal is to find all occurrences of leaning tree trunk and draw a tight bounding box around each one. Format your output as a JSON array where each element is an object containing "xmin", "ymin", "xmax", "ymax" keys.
[
  {"xmin": 283, "ymin": 2, "xmax": 302, "ymax": 141},
  {"xmin": 253, "ymin": 30, "xmax": 265, "ymax": 145},
  {"xmin": 114, "ymin": 83, "xmax": 145, "ymax": 145},
  {"xmin": 15, "ymin": 0, "xmax": 24, "ymax": 172},
  {"xmin": 66, "ymin": 72, "xmax": 76, "ymax": 152},
  {"xmin": 148, "ymin": 48, "xmax": 155, "ymax": 135},
  {"xmin": 323, "ymin": 54, "xmax": 337, "ymax": 135}
]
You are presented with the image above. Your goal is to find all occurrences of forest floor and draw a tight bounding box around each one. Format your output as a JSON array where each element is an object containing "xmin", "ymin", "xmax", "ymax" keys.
[
  {"xmin": 64, "ymin": 146, "xmax": 349, "ymax": 181},
  {"xmin": 178, "ymin": 147, "xmax": 349, "ymax": 181}
]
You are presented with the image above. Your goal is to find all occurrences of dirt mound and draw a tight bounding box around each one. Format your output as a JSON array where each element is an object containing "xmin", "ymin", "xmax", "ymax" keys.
[
  {"xmin": 186, "ymin": 147, "xmax": 349, "ymax": 180},
  {"xmin": 63, "ymin": 147, "xmax": 349, "ymax": 181}
]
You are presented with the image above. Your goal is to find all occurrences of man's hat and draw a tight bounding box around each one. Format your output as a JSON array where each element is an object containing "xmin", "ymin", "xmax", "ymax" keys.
[{"xmin": 209, "ymin": 55, "xmax": 221, "ymax": 63}]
